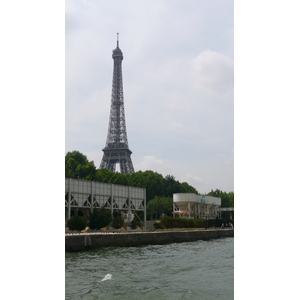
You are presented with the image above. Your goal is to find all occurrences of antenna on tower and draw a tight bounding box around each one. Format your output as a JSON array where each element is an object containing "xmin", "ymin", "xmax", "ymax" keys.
[{"xmin": 117, "ymin": 33, "xmax": 119, "ymax": 47}]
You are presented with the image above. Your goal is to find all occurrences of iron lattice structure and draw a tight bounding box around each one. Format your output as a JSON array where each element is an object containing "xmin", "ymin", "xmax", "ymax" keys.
[{"xmin": 100, "ymin": 36, "xmax": 135, "ymax": 174}]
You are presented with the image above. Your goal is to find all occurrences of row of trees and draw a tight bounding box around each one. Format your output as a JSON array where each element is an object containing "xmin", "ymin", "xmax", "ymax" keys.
[
  {"xmin": 65, "ymin": 151, "xmax": 234, "ymax": 215},
  {"xmin": 65, "ymin": 151, "xmax": 198, "ymax": 203}
]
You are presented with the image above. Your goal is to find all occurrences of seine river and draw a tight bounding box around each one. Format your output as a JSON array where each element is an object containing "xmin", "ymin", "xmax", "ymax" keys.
[{"xmin": 65, "ymin": 237, "xmax": 234, "ymax": 299}]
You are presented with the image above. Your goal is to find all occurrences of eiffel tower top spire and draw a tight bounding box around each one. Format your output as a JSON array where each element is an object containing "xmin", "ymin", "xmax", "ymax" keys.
[{"xmin": 113, "ymin": 33, "xmax": 123, "ymax": 59}]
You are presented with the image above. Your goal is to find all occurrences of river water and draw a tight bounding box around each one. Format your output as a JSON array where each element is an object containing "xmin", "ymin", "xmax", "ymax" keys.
[{"xmin": 65, "ymin": 237, "xmax": 234, "ymax": 299}]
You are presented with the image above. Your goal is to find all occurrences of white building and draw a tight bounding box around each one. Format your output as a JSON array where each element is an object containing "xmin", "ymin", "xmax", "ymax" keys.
[{"xmin": 172, "ymin": 193, "xmax": 221, "ymax": 219}]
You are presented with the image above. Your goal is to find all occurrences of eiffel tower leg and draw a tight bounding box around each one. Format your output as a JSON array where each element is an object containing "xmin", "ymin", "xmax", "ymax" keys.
[
  {"xmin": 107, "ymin": 161, "xmax": 116, "ymax": 172},
  {"xmin": 100, "ymin": 152, "xmax": 110, "ymax": 169},
  {"xmin": 100, "ymin": 159, "xmax": 107, "ymax": 169},
  {"xmin": 120, "ymin": 160, "xmax": 126, "ymax": 174},
  {"xmin": 126, "ymin": 155, "xmax": 135, "ymax": 174}
]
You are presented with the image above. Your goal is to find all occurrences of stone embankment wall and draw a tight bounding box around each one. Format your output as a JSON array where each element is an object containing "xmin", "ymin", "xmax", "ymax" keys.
[{"xmin": 65, "ymin": 229, "xmax": 234, "ymax": 252}]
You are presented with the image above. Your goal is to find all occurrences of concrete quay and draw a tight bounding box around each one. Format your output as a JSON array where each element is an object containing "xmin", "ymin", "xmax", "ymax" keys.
[{"xmin": 65, "ymin": 228, "xmax": 234, "ymax": 252}]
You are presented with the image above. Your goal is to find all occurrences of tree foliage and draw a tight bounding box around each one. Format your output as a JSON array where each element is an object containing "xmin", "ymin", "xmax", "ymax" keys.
[
  {"xmin": 89, "ymin": 208, "xmax": 112, "ymax": 230},
  {"xmin": 65, "ymin": 151, "xmax": 200, "ymax": 204},
  {"xmin": 65, "ymin": 151, "xmax": 96, "ymax": 180},
  {"xmin": 67, "ymin": 215, "xmax": 87, "ymax": 231},
  {"xmin": 146, "ymin": 196, "xmax": 173, "ymax": 220},
  {"xmin": 112, "ymin": 211, "xmax": 124, "ymax": 229},
  {"xmin": 130, "ymin": 214, "xmax": 143, "ymax": 229}
]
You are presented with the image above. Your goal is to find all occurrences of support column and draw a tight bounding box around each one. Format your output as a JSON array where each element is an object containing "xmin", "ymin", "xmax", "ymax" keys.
[
  {"xmin": 173, "ymin": 203, "xmax": 175, "ymax": 217},
  {"xmin": 128, "ymin": 186, "xmax": 131, "ymax": 225},
  {"xmin": 144, "ymin": 188, "xmax": 146, "ymax": 230},
  {"xmin": 111, "ymin": 184, "xmax": 114, "ymax": 216},
  {"xmin": 91, "ymin": 181, "xmax": 94, "ymax": 213},
  {"xmin": 68, "ymin": 178, "xmax": 71, "ymax": 220}
]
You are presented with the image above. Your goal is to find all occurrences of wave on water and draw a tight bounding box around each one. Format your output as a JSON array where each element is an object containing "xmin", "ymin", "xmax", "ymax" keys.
[
  {"xmin": 100, "ymin": 274, "xmax": 112, "ymax": 282},
  {"xmin": 66, "ymin": 239, "xmax": 234, "ymax": 299}
]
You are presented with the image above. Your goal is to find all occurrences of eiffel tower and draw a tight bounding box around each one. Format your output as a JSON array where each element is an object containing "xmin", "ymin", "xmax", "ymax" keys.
[{"xmin": 100, "ymin": 34, "xmax": 135, "ymax": 174}]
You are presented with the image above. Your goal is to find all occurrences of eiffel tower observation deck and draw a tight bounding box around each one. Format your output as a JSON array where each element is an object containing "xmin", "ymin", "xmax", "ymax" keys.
[{"xmin": 100, "ymin": 34, "xmax": 135, "ymax": 174}]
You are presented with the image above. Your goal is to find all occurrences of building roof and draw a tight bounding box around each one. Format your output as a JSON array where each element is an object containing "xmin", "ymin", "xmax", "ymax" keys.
[{"xmin": 220, "ymin": 207, "xmax": 234, "ymax": 211}]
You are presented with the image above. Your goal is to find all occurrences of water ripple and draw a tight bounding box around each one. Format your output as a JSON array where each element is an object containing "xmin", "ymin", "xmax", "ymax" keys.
[{"xmin": 66, "ymin": 238, "xmax": 233, "ymax": 299}]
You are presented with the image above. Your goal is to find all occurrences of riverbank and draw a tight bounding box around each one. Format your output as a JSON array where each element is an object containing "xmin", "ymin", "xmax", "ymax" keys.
[{"xmin": 65, "ymin": 228, "xmax": 234, "ymax": 252}]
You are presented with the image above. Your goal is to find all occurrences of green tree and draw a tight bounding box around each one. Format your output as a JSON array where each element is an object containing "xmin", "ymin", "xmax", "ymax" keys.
[
  {"xmin": 163, "ymin": 175, "xmax": 183, "ymax": 197},
  {"xmin": 180, "ymin": 182, "xmax": 198, "ymax": 194},
  {"xmin": 95, "ymin": 168, "xmax": 115, "ymax": 183},
  {"xmin": 127, "ymin": 170, "xmax": 165, "ymax": 203},
  {"xmin": 147, "ymin": 196, "xmax": 173, "ymax": 219},
  {"xmin": 67, "ymin": 215, "xmax": 87, "ymax": 231},
  {"xmin": 65, "ymin": 151, "xmax": 96, "ymax": 180},
  {"xmin": 112, "ymin": 211, "xmax": 124, "ymax": 229},
  {"xmin": 130, "ymin": 214, "xmax": 142, "ymax": 229},
  {"xmin": 89, "ymin": 208, "xmax": 112, "ymax": 230}
]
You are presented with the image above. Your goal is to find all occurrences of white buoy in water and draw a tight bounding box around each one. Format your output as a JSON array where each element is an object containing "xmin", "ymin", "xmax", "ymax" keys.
[{"xmin": 101, "ymin": 274, "xmax": 112, "ymax": 282}]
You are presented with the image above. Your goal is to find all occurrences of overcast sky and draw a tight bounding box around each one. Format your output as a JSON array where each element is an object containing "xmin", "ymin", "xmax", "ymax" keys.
[{"xmin": 65, "ymin": 0, "xmax": 234, "ymax": 194}]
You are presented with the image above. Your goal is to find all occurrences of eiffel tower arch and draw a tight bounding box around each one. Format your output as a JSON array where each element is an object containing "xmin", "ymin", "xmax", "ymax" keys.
[{"xmin": 100, "ymin": 34, "xmax": 135, "ymax": 174}]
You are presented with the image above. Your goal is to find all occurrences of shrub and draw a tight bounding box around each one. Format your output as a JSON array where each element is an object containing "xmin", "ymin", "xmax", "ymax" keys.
[
  {"xmin": 67, "ymin": 215, "xmax": 87, "ymax": 231},
  {"xmin": 194, "ymin": 218, "xmax": 205, "ymax": 228},
  {"xmin": 207, "ymin": 219, "xmax": 216, "ymax": 228},
  {"xmin": 213, "ymin": 217, "xmax": 234, "ymax": 227},
  {"xmin": 130, "ymin": 214, "xmax": 142, "ymax": 229},
  {"xmin": 89, "ymin": 208, "xmax": 112, "ymax": 230},
  {"xmin": 112, "ymin": 212, "xmax": 124, "ymax": 229},
  {"xmin": 160, "ymin": 216, "xmax": 219, "ymax": 229},
  {"xmin": 153, "ymin": 216, "xmax": 230, "ymax": 229},
  {"xmin": 153, "ymin": 221, "xmax": 165, "ymax": 230},
  {"xmin": 161, "ymin": 216, "xmax": 195, "ymax": 229}
]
